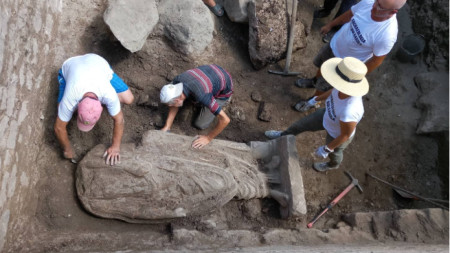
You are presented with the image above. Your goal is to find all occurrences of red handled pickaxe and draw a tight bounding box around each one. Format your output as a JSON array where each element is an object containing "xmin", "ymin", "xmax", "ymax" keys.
[{"xmin": 307, "ymin": 171, "xmax": 363, "ymax": 228}]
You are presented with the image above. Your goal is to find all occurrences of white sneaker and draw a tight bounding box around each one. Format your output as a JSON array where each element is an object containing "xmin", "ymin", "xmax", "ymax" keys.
[{"xmin": 265, "ymin": 130, "xmax": 282, "ymax": 139}]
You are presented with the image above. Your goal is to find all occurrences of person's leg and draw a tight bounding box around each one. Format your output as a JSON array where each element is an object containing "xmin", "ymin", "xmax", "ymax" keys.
[
  {"xmin": 57, "ymin": 69, "xmax": 66, "ymax": 103},
  {"xmin": 295, "ymin": 43, "xmax": 333, "ymax": 89},
  {"xmin": 202, "ymin": 0, "xmax": 224, "ymax": 16},
  {"xmin": 194, "ymin": 98, "xmax": 228, "ymax": 130},
  {"xmin": 314, "ymin": 0, "xmax": 339, "ymax": 18},
  {"xmin": 326, "ymin": 134, "xmax": 354, "ymax": 167},
  {"xmin": 110, "ymin": 72, "xmax": 134, "ymax": 104},
  {"xmin": 282, "ymin": 108, "xmax": 326, "ymax": 136},
  {"xmin": 334, "ymin": 0, "xmax": 358, "ymax": 18}
]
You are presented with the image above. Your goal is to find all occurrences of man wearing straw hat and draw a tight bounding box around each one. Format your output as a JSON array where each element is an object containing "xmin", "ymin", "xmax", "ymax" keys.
[
  {"xmin": 293, "ymin": 0, "xmax": 406, "ymax": 112},
  {"xmin": 265, "ymin": 57, "xmax": 369, "ymax": 172}
]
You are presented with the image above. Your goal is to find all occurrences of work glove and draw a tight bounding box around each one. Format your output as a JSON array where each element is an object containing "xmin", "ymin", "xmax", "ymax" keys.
[
  {"xmin": 315, "ymin": 145, "xmax": 333, "ymax": 158},
  {"xmin": 306, "ymin": 96, "xmax": 318, "ymax": 107},
  {"xmin": 294, "ymin": 96, "xmax": 318, "ymax": 112}
]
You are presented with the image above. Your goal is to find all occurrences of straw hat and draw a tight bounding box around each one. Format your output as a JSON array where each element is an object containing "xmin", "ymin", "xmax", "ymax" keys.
[{"xmin": 321, "ymin": 57, "xmax": 369, "ymax": 96}]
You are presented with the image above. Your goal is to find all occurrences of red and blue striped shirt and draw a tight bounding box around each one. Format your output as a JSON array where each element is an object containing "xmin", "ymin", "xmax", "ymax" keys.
[{"xmin": 173, "ymin": 64, "xmax": 233, "ymax": 115}]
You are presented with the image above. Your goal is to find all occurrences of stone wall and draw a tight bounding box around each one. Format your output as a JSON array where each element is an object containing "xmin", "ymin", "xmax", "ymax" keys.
[
  {"xmin": 0, "ymin": 0, "xmax": 61, "ymax": 251},
  {"xmin": 409, "ymin": 0, "xmax": 449, "ymax": 69}
]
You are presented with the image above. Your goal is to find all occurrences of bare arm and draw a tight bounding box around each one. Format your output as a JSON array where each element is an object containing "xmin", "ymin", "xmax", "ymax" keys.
[
  {"xmin": 365, "ymin": 54, "xmax": 387, "ymax": 74},
  {"xmin": 161, "ymin": 106, "xmax": 179, "ymax": 131},
  {"xmin": 105, "ymin": 110, "xmax": 124, "ymax": 165},
  {"xmin": 54, "ymin": 117, "xmax": 74, "ymax": 159},
  {"xmin": 320, "ymin": 9, "xmax": 354, "ymax": 35},
  {"xmin": 315, "ymin": 89, "xmax": 333, "ymax": 101},
  {"xmin": 326, "ymin": 120, "xmax": 356, "ymax": 150},
  {"xmin": 192, "ymin": 110, "xmax": 230, "ymax": 149}
]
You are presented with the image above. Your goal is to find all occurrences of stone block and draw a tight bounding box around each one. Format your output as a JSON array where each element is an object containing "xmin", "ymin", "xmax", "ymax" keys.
[{"xmin": 104, "ymin": 0, "xmax": 159, "ymax": 52}]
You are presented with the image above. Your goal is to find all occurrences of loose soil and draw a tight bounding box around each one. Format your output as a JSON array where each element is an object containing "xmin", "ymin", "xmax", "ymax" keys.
[{"xmin": 34, "ymin": 0, "xmax": 448, "ymax": 251}]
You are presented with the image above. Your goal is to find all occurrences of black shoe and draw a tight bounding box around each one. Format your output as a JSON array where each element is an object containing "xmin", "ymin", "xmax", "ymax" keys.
[
  {"xmin": 314, "ymin": 9, "xmax": 331, "ymax": 19},
  {"xmin": 295, "ymin": 78, "xmax": 315, "ymax": 89},
  {"xmin": 313, "ymin": 162, "xmax": 339, "ymax": 172},
  {"xmin": 322, "ymin": 30, "xmax": 336, "ymax": 43}
]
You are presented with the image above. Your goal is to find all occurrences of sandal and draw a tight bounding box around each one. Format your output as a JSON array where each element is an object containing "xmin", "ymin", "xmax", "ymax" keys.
[{"xmin": 208, "ymin": 4, "xmax": 224, "ymax": 17}]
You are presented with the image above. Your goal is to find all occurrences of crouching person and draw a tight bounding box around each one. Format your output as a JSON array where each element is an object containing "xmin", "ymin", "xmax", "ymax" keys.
[
  {"xmin": 160, "ymin": 64, "xmax": 233, "ymax": 149},
  {"xmin": 54, "ymin": 53, "xmax": 134, "ymax": 165},
  {"xmin": 265, "ymin": 57, "xmax": 368, "ymax": 172}
]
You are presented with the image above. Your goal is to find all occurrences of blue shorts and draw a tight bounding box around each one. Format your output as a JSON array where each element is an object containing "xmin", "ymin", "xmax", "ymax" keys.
[{"xmin": 57, "ymin": 68, "xmax": 129, "ymax": 103}]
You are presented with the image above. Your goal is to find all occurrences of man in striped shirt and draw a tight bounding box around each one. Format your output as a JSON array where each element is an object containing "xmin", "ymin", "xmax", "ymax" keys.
[{"xmin": 160, "ymin": 64, "xmax": 233, "ymax": 149}]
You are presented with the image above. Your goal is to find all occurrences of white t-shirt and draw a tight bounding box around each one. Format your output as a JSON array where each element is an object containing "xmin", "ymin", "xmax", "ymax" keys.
[
  {"xmin": 58, "ymin": 54, "xmax": 121, "ymax": 122},
  {"xmin": 330, "ymin": 0, "xmax": 398, "ymax": 62},
  {"xmin": 323, "ymin": 89, "xmax": 364, "ymax": 138}
]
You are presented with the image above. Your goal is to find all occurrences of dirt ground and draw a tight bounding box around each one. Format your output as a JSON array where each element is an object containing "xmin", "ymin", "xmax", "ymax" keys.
[{"xmin": 33, "ymin": 0, "xmax": 448, "ymax": 251}]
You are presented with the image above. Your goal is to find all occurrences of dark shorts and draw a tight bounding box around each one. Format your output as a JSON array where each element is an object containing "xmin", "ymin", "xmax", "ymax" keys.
[
  {"xmin": 313, "ymin": 43, "xmax": 335, "ymax": 92},
  {"xmin": 313, "ymin": 43, "xmax": 335, "ymax": 68}
]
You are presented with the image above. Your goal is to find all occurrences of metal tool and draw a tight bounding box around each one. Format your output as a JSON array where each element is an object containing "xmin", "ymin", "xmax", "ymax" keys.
[
  {"xmin": 268, "ymin": 0, "xmax": 300, "ymax": 76},
  {"xmin": 307, "ymin": 171, "xmax": 363, "ymax": 228},
  {"xmin": 394, "ymin": 188, "xmax": 449, "ymax": 204},
  {"xmin": 366, "ymin": 173, "xmax": 449, "ymax": 210}
]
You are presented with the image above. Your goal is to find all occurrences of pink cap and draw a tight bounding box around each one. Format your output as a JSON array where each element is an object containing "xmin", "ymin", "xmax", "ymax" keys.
[{"xmin": 77, "ymin": 97, "xmax": 103, "ymax": 132}]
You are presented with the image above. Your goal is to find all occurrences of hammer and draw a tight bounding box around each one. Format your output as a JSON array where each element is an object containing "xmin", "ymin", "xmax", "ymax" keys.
[{"xmin": 307, "ymin": 171, "xmax": 363, "ymax": 228}]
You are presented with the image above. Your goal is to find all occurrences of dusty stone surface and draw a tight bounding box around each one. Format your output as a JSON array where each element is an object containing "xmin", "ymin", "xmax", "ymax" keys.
[
  {"xmin": 158, "ymin": 0, "xmax": 214, "ymax": 55},
  {"xmin": 76, "ymin": 131, "xmax": 306, "ymax": 222},
  {"xmin": 343, "ymin": 208, "xmax": 449, "ymax": 243},
  {"xmin": 103, "ymin": 0, "xmax": 159, "ymax": 52},
  {"xmin": 224, "ymin": 0, "xmax": 252, "ymax": 23},
  {"xmin": 414, "ymin": 72, "xmax": 449, "ymax": 134},
  {"xmin": 248, "ymin": 0, "xmax": 307, "ymax": 69},
  {"xmin": 257, "ymin": 101, "xmax": 273, "ymax": 122},
  {"xmin": 251, "ymin": 91, "xmax": 262, "ymax": 102},
  {"xmin": 0, "ymin": 0, "xmax": 61, "ymax": 252},
  {"xmin": 409, "ymin": 0, "xmax": 449, "ymax": 70}
]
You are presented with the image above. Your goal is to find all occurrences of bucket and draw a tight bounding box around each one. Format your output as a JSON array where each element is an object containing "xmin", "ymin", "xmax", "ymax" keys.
[{"xmin": 396, "ymin": 34, "xmax": 425, "ymax": 63}]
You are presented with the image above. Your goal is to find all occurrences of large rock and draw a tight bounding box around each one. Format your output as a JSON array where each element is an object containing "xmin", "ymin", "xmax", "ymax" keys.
[
  {"xmin": 158, "ymin": 0, "xmax": 214, "ymax": 55},
  {"xmin": 103, "ymin": 0, "xmax": 159, "ymax": 53},
  {"xmin": 224, "ymin": 0, "xmax": 252, "ymax": 23},
  {"xmin": 414, "ymin": 72, "xmax": 449, "ymax": 134},
  {"xmin": 248, "ymin": 0, "xmax": 307, "ymax": 69},
  {"xmin": 76, "ymin": 130, "xmax": 307, "ymax": 223}
]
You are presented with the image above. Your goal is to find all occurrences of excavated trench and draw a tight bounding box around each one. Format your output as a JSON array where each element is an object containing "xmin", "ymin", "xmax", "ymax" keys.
[{"xmin": 0, "ymin": 0, "xmax": 448, "ymax": 252}]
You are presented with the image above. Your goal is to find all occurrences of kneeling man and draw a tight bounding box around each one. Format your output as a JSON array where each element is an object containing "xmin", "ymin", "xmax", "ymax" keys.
[
  {"xmin": 160, "ymin": 64, "xmax": 233, "ymax": 149},
  {"xmin": 54, "ymin": 53, "xmax": 134, "ymax": 165}
]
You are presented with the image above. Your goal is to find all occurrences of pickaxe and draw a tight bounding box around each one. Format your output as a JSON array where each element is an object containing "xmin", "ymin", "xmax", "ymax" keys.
[{"xmin": 307, "ymin": 171, "xmax": 363, "ymax": 228}]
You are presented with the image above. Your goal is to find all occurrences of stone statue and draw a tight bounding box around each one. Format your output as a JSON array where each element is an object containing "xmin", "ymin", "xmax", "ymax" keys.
[{"xmin": 76, "ymin": 130, "xmax": 306, "ymax": 223}]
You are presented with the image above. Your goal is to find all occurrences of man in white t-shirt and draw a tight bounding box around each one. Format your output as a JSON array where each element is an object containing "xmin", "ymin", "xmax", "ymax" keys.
[
  {"xmin": 265, "ymin": 57, "xmax": 368, "ymax": 172},
  {"xmin": 54, "ymin": 54, "xmax": 134, "ymax": 165},
  {"xmin": 293, "ymin": 0, "xmax": 406, "ymax": 112}
]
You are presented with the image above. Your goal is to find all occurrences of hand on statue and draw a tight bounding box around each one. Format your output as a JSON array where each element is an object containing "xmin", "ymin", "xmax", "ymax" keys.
[
  {"xmin": 103, "ymin": 146, "xmax": 120, "ymax": 166},
  {"xmin": 63, "ymin": 148, "xmax": 77, "ymax": 164},
  {"xmin": 191, "ymin": 135, "xmax": 211, "ymax": 149},
  {"xmin": 161, "ymin": 126, "xmax": 170, "ymax": 132}
]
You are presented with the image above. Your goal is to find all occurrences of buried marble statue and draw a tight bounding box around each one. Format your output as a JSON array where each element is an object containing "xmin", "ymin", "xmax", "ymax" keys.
[{"xmin": 76, "ymin": 130, "xmax": 306, "ymax": 223}]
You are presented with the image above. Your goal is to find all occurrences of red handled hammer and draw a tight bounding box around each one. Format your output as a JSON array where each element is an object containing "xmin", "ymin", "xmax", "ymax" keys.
[{"xmin": 307, "ymin": 171, "xmax": 363, "ymax": 228}]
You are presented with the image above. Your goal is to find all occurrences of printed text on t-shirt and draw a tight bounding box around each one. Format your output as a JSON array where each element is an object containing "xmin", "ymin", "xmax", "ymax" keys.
[
  {"xmin": 326, "ymin": 95, "xmax": 336, "ymax": 121},
  {"xmin": 350, "ymin": 19, "xmax": 366, "ymax": 46}
]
